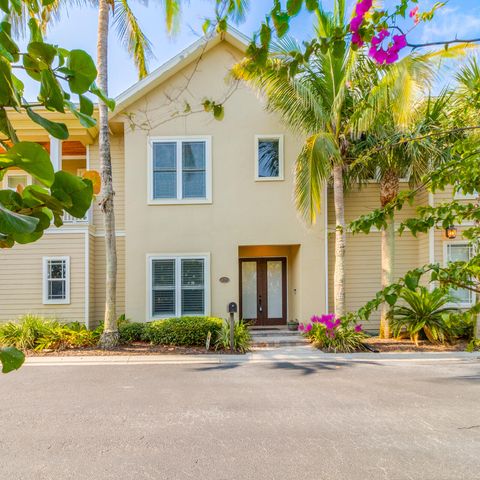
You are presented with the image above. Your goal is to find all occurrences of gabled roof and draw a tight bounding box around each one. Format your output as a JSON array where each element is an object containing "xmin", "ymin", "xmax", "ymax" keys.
[{"xmin": 112, "ymin": 26, "xmax": 250, "ymax": 118}]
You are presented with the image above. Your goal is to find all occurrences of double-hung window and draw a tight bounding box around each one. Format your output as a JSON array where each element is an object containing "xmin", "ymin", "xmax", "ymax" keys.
[
  {"xmin": 149, "ymin": 254, "xmax": 209, "ymax": 318},
  {"xmin": 255, "ymin": 135, "xmax": 284, "ymax": 181},
  {"xmin": 43, "ymin": 257, "xmax": 70, "ymax": 304},
  {"xmin": 4, "ymin": 172, "xmax": 32, "ymax": 191},
  {"xmin": 444, "ymin": 243, "xmax": 474, "ymax": 306},
  {"xmin": 149, "ymin": 137, "xmax": 212, "ymax": 204}
]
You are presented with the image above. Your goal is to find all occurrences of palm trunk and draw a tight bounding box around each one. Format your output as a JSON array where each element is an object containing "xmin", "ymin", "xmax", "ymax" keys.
[
  {"xmin": 332, "ymin": 163, "xmax": 346, "ymax": 318},
  {"xmin": 97, "ymin": 0, "xmax": 118, "ymax": 349},
  {"xmin": 379, "ymin": 170, "xmax": 400, "ymax": 339}
]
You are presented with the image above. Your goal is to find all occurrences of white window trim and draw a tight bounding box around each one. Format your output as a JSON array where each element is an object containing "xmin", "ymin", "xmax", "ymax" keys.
[
  {"xmin": 443, "ymin": 241, "xmax": 474, "ymax": 307},
  {"xmin": 3, "ymin": 171, "xmax": 32, "ymax": 190},
  {"xmin": 147, "ymin": 136, "xmax": 212, "ymax": 205},
  {"xmin": 42, "ymin": 256, "xmax": 71, "ymax": 305},
  {"xmin": 146, "ymin": 253, "xmax": 211, "ymax": 320},
  {"xmin": 254, "ymin": 134, "xmax": 284, "ymax": 182}
]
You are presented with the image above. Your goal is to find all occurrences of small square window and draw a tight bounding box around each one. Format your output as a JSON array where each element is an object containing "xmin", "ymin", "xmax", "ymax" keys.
[
  {"xmin": 255, "ymin": 135, "xmax": 284, "ymax": 181},
  {"xmin": 5, "ymin": 173, "xmax": 31, "ymax": 191}
]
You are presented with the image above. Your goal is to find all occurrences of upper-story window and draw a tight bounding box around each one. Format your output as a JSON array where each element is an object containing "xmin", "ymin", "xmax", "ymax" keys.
[
  {"xmin": 148, "ymin": 137, "xmax": 212, "ymax": 204},
  {"xmin": 255, "ymin": 135, "xmax": 284, "ymax": 181},
  {"xmin": 454, "ymin": 187, "xmax": 478, "ymax": 200}
]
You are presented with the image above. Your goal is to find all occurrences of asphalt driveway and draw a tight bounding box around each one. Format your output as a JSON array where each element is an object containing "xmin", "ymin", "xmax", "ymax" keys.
[{"xmin": 1, "ymin": 357, "xmax": 479, "ymax": 479}]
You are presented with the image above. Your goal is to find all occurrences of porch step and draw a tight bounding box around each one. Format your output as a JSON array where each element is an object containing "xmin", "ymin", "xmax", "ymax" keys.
[{"xmin": 249, "ymin": 327, "xmax": 309, "ymax": 348}]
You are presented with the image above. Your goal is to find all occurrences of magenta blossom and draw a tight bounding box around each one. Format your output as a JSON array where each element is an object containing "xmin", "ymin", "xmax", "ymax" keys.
[
  {"xmin": 355, "ymin": 0, "xmax": 372, "ymax": 15},
  {"xmin": 350, "ymin": 0, "xmax": 373, "ymax": 47},
  {"xmin": 369, "ymin": 29, "xmax": 407, "ymax": 65},
  {"xmin": 305, "ymin": 324, "xmax": 313, "ymax": 333},
  {"xmin": 354, "ymin": 324, "xmax": 363, "ymax": 333},
  {"xmin": 299, "ymin": 323, "xmax": 305, "ymax": 332},
  {"xmin": 409, "ymin": 6, "xmax": 419, "ymax": 18}
]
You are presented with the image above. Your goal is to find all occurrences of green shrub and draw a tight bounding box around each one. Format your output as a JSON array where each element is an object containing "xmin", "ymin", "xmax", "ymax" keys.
[
  {"xmin": 214, "ymin": 320, "xmax": 252, "ymax": 353},
  {"xmin": 119, "ymin": 322, "xmax": 146, "ymax": 344},
  {"xmin": 0, "ymin": 315, "xmax": 96, "ymax": 351},
  {"xmin": 391, "ymin": 287, "xmax": 461, "ymax": 344},
  {"xmin": 302, "ymin": 314, "xmax": 367, "ymax": 353},
  {"xmin": 144, "ymin": 316, "xmax": 223, "ymax": 346}
]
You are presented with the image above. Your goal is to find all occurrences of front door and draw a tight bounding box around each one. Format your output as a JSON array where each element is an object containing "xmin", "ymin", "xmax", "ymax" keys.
[{"xmin": 239, "ymin": 257, "xmax": 287, "ymax": 326}]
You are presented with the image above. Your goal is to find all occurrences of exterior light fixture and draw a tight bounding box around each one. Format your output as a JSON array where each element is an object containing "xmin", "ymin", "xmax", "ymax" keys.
[{"xmin": 445, "ymin": 226, "xmax": 457, "ymax": 239}]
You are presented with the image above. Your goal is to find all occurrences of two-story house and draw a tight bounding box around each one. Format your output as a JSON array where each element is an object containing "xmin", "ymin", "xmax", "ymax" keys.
[{"xmin": 1, "ymin": 28, "xmax": 474, "ymax": 331}]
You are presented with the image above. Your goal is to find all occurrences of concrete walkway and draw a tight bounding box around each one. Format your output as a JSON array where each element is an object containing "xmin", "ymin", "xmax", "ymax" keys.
[{"xmin": 25, "ymin": 345, "xmax": 480, "ymax": 366}]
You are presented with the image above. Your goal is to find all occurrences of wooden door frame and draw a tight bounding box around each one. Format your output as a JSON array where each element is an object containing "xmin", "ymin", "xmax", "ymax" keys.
[{"xmin": 239, "ymin": 257, "xmax": 287, "ymax": 326}]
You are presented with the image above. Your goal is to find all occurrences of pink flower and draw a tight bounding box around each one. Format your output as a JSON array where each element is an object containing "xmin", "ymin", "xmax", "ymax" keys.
[
  {"xmin": 350, "ymin": 14, "xmax": 364, "ymax": 33},
  {"xmin": 355, "ymin": 0, "xmax": 372, "ymax": 15},
  {"xmin": 351, "ymin": 32, "xmax": 364, "ymax": 47},
  {"xmin": 369, "ymin": 30, "xmax": 407, "ymax": 65},
  {"xmin": 299, "ymin": 324, "xmax": 305, "ymax": 332},
  {"xmin": 305, "ymin": 324, "xmax": 312, "ymax": 332},
  {"xmin": 333, "ymin": 319, "xmax": 341, "ymax": 328},
  {"xmin": 409, "ymin": 6, "xmax": 419, "ymax": 18},
  {"xmin": 393, "ymin": 34, "xmax": 407, "ymax": 50},
  {"xmin": 311, "ymin": 315, "xmax": 320, "ymax": 323},
  {"xmin": 354, "ymin": 324, "xmax": 363, "ymax": 333}
]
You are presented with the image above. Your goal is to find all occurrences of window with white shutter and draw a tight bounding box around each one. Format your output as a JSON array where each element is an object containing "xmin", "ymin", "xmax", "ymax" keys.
[
  {"xmin": 149, "ymin": 137, "xmax": 211, "ymax": 204},
  {"xmin": 149, "ymin": 255, "xmax": 209, "ymax": 318}
]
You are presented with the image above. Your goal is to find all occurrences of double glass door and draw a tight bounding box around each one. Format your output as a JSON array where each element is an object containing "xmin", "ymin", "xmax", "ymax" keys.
[{"xmin": 240, "ymin": 258, "xmax": 287, "ymax": 325}]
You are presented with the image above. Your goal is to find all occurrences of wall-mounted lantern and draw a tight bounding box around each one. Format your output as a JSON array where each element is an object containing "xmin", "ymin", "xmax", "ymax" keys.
[{"xmin": 445, "ymin": 225, "xmax": 457, "ymax": 239}]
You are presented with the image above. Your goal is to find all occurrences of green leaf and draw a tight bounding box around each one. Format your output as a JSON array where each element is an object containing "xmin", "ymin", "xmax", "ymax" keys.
[
  {"xmin": 39, "ymin": 70, "xmax": 65, "ymax": 112},
  {"xmin": 0, "ymin": 203, "xmax": 39, "ymax": 235},
  {"xmin": 0, "ymin": 107, "xmax": 18, "ymax": 142},
  {"xmin": 305, "ymin": 0, "xmax": 318, "ymax": 11},
  {"xmin": 385, "ymin": 294, "xmax": 398, "ymax": 306},
  {"xmin": 67, "ymin": 49, "xmax": 97, "ymax": 94},
  {"xmin": 89, "ymin": 83, "xmax": 115, "ymax": 111},
  {"xmin": 0, "ymin": 22, "xmax": 19, "ymax": 62},
  {"xmin": 213, "ymin": 103, "xmax": 224, "ymax": 120},
  {"xmin": 405, "ymin": 272, "xmax": 420, "ymax": 291},
  {"xmin": 79, "ymin": 94, "xmax": 94, "ymax": 116},
  {"xmin": 0, "ymin": 142, "xmax": 55, "ymax": 186},
  {"xmin": 0, "ymin": 347, "xmax": 25, "ymax": 373},
  {"xmin": 0, "ymin": 57, "xmax": 18, "ymax": 106},
  {"xmin": 26, "ymin": 108, "xmax": 69, "ymax": 140},
  {"xmin": 286, "ymin": 0, "xmax": 302, "ymax": 16},
  {"xmin": 23, "ymin": 53, "xmax": 41, "ymax": 81},
  {"xmin": 0, "ymin": 0, "xmax": 9, "ymax": 14},
  {"xmin": 51, "ymin": 171, "xmax": 93, "ymax": 218},
  {"xmin": 65, "ymin": 101, "xmax": 96, "ymax": 128},
  {"xmin": 27, "ymin": 41, "xmax": 57, "ymax": 67},
  {"xmin": 28, "ymin": 18, "xmax": 43, "ymax": 42}
]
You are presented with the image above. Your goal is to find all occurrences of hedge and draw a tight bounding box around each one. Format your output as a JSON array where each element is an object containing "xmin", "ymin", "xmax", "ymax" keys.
[{"xmin": 143, "ymin": 316, "xmax": 224, "ymax": 346}]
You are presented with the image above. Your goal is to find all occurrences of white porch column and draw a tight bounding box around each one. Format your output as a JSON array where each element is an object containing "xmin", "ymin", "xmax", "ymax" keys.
[{"xmin": 49, "ymin": 136, "xmax": 62, "ymax": 171}]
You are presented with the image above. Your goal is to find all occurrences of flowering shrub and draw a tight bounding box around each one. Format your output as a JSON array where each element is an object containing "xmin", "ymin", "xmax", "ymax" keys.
[{"xmin": 300, "ymin": 314, "xmax": 367, "ymax": 353}]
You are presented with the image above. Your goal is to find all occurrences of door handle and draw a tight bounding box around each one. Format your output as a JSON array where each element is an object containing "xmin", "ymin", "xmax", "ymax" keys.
[{"xmin": 258, "ymin": 295, "xmax": 263, "ymax": 313}]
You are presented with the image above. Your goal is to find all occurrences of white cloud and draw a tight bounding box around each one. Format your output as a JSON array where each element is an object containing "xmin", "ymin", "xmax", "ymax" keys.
[{"xmin": 420, "ymin": 5, "xmax": 480, "ymax": 44}]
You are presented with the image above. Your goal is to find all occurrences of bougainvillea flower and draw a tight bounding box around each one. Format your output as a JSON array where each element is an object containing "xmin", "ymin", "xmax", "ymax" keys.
[
  {"xmin": 311, "ymin": 315, "xmax": 320, "ymax": 323},
  {"xmin": 305, "ymin": 324, "xmax": 313, "ymax": 332},
  {"xmin": 350, "ymin": 14, "xmax": 364, "ymax": 32},
  {"xmin": 355, "ymin": 0, "xmax": 373, "ymax": 15},
  {"xmin": 354, "ymin": 324, "xmax": 363, "ymax": 332},
  {"xmin": 393, "ymin": 34, "xmax": 407, "ymax": 50},
  {"xmin": 351, "ymin": 32, "xmax": 364, "ymax": 47},
  {"xmin": 299, "ymin": 323, "xmax": 305, "ymax": 332},
  {"xmin": 369, "ymin": 30, "xmax": 407, "ymax": 65},
  {"xmin": 409, "ymin": 6, "xmax": 419, "ymax": 18}
]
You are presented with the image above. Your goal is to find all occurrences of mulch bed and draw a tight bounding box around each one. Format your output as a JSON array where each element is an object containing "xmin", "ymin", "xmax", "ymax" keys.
[
  {"xmin": 362, "ymin": 337, "xmax": 469, "ymax": 352},
  {"xmin": 27, "ymin": 342, "xmax": 235, "ymax": 357}
]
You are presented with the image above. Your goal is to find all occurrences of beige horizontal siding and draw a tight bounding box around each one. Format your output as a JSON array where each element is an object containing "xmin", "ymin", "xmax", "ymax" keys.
[
  {"xmin": 328, "ymin": 232, "xmax": 419, "ymax": 331},
  {"xmin": 91, "ymin": 236, "xmax": 125, "ymax": 326},
  {"xmin": 0, "ymin": 233, "xmax": 86, "ymax": 323},
  {"xmin": 89, "ymin": 134, "xmax": 125, "ymax": 231}
]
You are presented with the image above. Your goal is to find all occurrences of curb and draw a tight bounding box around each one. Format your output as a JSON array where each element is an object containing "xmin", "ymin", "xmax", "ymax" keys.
[{"xmin": 24, "ymin": 348, "xmax": 480, "ymax": 367}]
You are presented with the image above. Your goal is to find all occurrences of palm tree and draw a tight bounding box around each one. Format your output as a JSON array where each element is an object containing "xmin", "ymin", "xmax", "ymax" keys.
[
  {"xmin": 15, "ymin": 0, "xmax": 248, "ymax": 347},
  {"xmin": 234, "ymin": 2, "xmax": 367, "ymax": 318},
  {"xmin": 351, "ymin": 56, "xmax": 455, "ymax": 337}
]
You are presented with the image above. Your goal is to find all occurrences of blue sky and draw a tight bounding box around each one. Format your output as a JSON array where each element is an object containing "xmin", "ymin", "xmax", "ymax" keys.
[{"xmin": 23, "ymin": 0, "xmax": 480, "ymax": 99}]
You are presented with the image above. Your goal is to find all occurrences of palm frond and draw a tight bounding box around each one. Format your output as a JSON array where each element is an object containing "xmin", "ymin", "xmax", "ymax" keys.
[
  {"xmin": 294, "ymin": 132, "xmax": 339, "ymax": 224},
  {"xmin": 113, "ymin": 0, "xmax": 154, "ymax": 79}
]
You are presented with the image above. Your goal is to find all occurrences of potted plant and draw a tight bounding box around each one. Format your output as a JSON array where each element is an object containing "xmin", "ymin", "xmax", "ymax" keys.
[{"xmin": 287, "ymin": 319, "xmax": 299, "ymax": 331}]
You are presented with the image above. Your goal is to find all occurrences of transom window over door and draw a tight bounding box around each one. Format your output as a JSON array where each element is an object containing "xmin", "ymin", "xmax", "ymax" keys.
[
  {"xmin": 255, "ymin": 135, "xmax": 284, "ymax": 181},
  {"xmin": 149, "ymin": 254, "xmax": 209, "ymax": 319},
  {"xmin": 149, "ymin": 137, "xmax": 212, "ymax": 204}
]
